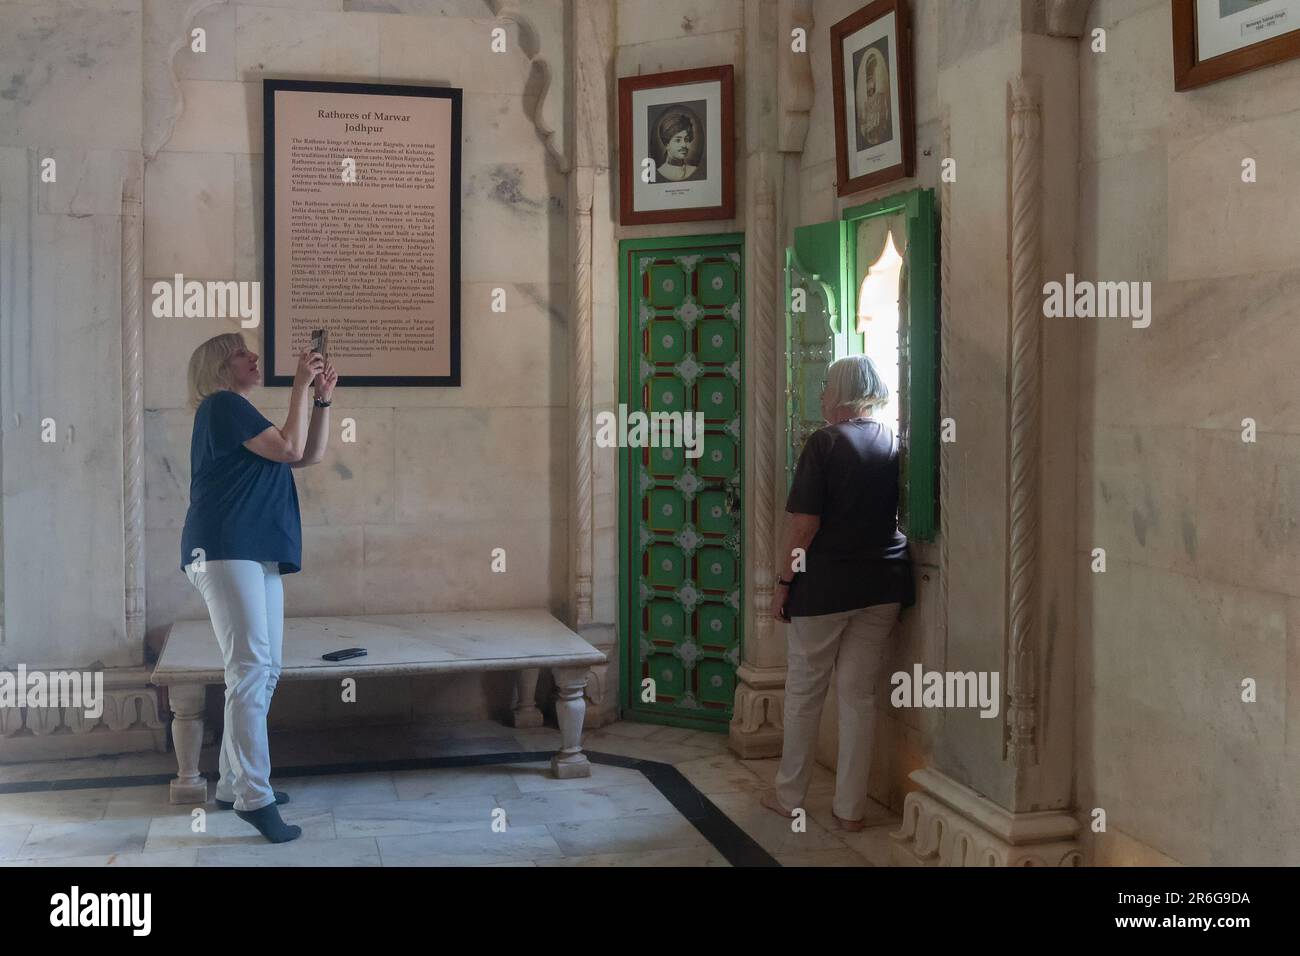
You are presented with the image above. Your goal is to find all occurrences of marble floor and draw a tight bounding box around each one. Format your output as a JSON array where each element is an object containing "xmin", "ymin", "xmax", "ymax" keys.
[{"xmin": 0, "ymin": 719, "xmax": 900, "ymax": 867}]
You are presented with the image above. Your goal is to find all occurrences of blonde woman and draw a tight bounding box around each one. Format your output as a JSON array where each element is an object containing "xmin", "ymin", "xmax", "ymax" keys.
[
  {"xmin": 180, "ymin": 333, "xmax": 337, "ymax": 843},
  {"xmin": 763, "ymin": 354, "xmax": 914, "ymax": 831}
]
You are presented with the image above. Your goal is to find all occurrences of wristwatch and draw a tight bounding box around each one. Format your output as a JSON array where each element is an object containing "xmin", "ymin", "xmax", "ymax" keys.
[{"xmin": 314, "ymin": 397, "xmax": 332, "ymax": 408}]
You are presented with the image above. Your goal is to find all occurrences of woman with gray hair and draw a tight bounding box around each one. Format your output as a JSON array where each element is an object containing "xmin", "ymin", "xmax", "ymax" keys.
[
  {"xmin": 180, "ymin": 332, "xmax": 337, "ymax": 843},
  {"xmin": 762, "ymin": 354, "xmax": 914, "ymax": 831}
]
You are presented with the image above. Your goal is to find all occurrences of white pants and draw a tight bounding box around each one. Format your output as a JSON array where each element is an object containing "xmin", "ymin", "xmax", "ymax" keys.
[
  {"xmin": 775, "ymin": 602, "xmax": 900, "ymax": 821},
  {"xmin": 185, "ymin": 559, "xmax": 284, "ymax": 812}
]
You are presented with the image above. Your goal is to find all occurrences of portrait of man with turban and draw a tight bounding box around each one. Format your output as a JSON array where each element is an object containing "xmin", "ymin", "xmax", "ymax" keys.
[
  {"xmin": 853, "ymin": 39, "xmax": 893, "ymax": 151},
  {"xmin": 651, "ymin": 103, "xmax": 706, "ymax": 183}
]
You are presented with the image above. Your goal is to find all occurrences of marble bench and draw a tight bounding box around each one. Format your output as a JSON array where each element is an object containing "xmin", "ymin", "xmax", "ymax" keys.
[{"xmin": 150, "ymin": 609, "xmax": 607, "ymax": 804}]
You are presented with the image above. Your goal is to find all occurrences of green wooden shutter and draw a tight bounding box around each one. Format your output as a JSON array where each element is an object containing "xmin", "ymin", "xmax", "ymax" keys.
[{"xmin": 899, "ymin": 189, "xmax": 938, "ymax": 540}]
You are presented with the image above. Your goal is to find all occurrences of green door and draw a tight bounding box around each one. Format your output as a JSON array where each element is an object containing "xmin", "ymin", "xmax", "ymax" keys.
[{"xmin": 619, "ymin": 234, "xmax": 744, "ymax": 730}]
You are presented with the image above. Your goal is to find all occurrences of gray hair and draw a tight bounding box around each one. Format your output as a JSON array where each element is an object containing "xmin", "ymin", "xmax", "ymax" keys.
[{"xmin": 824, "ymin": 354, "xmax": 889, "ymax": 417}]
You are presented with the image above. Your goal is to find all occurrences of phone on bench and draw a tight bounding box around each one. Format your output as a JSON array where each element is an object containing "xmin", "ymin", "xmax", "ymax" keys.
[{"xmin": 322, "ymin": 647, "xmax": 367, "ymax": 662}]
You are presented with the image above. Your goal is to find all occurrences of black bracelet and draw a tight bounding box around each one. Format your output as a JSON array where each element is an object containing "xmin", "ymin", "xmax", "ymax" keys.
[
  {"xmin": 314, "ymin": 398, "xmax": 332, "ymax": 408},
  {"xmin": 776, "ymin": 578, "xmax": 794, "ymax": 587}
]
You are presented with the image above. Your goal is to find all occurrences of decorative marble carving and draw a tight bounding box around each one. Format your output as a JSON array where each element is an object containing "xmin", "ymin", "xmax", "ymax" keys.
[
  {"xmin": 728, "ymin": 663, "xmax": 785, "ymax": 758},
  {"xmin": 0, "ymin": 670, "xmax": 167, "ymax": 762},
  {"xmin": 893, "ymin": 788, "xmax": 1083, "ymax": 866},
  {"xmin": 891, "ymin": 768, "xmax": 1082, "ymax": 866},
  {"xmin": 1006, "ymin": 77, "xmax": 1042, "ymax": 769},
  {"xmin": 777, "ymin": 0, "xmax": 814, "ymax": 153}
]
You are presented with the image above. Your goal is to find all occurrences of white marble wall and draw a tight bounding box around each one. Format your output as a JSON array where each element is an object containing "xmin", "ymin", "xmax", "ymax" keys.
[
  {"xmin": 0, "ymin": 0, "xmax": 144, "ymax": 669},
  {"xmin": 1077, "ymin": 0, "xmax": 1300, "ymax": 865},
  {"xmin": 143, "ymin": 2, "xmax": 569, "ymax": 671},
  {"xmin": 0, "ymin": 0, "xmax": 569, "ymax": 730}
]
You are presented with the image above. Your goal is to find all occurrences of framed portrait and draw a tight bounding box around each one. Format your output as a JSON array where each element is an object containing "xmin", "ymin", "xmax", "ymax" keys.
[
  {"xmin": 830, "ymin": 0, "xmax": 915, "ymax": 197},
  {"xmin": 263, "ymin": 79, "xmax": 461, "ymax": 387},
  {"xmin": 618, "ymin": 66, "xmax": 735, "ymax": 225},
  {"xmin": 1174, "ymin": 0, "xmax": 1300, "ymax": 89}
]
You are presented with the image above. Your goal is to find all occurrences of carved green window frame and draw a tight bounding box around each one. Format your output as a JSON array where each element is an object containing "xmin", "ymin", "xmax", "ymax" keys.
[{"xmin": 786, "ymin": 188, "xmax": 938, "ymax": 540}]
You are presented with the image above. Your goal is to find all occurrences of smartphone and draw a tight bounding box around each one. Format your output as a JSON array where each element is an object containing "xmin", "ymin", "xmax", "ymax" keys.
[
  {"xmin": 321, "ymin": 647, "xmax": 366, "ymax": 662},
  {"xmin": 310, "ymin": 328, "xmax": 329, "ymax": 360}
]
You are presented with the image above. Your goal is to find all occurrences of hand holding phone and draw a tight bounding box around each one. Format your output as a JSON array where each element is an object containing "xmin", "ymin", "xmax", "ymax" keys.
[{"xmin": 310, "ymin": 328, "xmax": 329, "ymax": 361}]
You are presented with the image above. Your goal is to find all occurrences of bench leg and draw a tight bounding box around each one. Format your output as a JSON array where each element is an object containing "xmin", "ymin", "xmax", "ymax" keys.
[
  {"xmin": 511, "ymin": 668, "xmax": 544, "ymax": 728},
  {"xmin": 168, "ymin": 683, "xmax": 209, "ymax": 804},
  {"xmin": 550, "ymin": 666, "xmax": 591, "ymax": 779}
]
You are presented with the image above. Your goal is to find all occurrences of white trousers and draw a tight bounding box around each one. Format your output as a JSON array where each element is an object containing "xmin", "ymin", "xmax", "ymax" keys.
[
  {"xmin": 185, "ymin": 559, "xmax": 284, "ymax": 812},
  {"xmin": 775, "ymin": 602, "xmax": 899, "ymax": 821}
]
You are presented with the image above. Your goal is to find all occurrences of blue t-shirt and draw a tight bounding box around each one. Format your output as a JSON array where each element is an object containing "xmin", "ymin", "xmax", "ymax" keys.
[{"xmin": 180, "ymin": 390, "xmax": 302, "ymax": 574}]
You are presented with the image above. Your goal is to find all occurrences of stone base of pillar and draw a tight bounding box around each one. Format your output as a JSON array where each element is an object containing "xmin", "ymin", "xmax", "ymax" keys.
[
  {"xmin": 578, "ymin": 624, "xmax": 619, "ymax": 730},
  {"xmin": 0, "ymin": 666, "xmax": 168, "ymax": 763},
  {"xmin": 727, "ymin": 663, "xmax": 786, "ymax": 759},
  {"xmin": 891, "ymin": 768, "xmax": 1083, "ymax": 866}
]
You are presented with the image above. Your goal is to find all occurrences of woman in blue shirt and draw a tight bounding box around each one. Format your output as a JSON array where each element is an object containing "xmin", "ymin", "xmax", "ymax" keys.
[{"xmin": 180, "ymin": 332, "xmax": 336, "ymax": 843}]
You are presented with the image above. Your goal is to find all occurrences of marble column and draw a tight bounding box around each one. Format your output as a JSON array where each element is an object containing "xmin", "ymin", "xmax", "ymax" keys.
[
  {"xmin": 892, "ymin": 0, "xmax": 1082, "ymax": 865},
  {"xmin": 729, "ymin": 0, "xmax": 788, "ymax": 759},
  {"xmin": 569, "ymin": 0, "xmax": 617, "ymax": 727},
  {"xmin": 122, "ymin": 173, "xmax": 146, "ymax": 649}
]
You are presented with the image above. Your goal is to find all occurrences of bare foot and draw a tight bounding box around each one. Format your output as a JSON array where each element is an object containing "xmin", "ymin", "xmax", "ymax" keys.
[
  {"xmin": 832, "ymin": 812, "xmax": 866, "ymax": 832},
  {"xmin": 760, "ymin": 790, "xmax": 797, "ymax": 818}
]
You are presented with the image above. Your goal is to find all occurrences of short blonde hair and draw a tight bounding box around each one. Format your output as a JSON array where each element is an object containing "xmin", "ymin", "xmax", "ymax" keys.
[
  {"xmin": 824, "ymin": 354, "xmax": 889, "ymax": 417},
  {"xmin": 187, "ymin": 332, "xmax": 245, "ymax": 408}
]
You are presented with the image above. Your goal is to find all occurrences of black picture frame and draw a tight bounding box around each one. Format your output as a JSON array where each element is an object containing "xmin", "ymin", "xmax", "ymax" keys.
[{"xmin": 262, "ymin": 78, "xmax": 462, "ymax": 387}]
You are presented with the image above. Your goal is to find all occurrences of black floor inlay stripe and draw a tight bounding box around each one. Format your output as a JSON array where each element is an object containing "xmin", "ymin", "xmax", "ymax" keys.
[{"xmin": 0, "ymin": 750, "xmax": 781, "ymax": 867}]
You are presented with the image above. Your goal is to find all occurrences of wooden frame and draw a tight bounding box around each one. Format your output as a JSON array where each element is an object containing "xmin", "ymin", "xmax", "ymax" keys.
[
  {"xmin": 830, "ymin": 0, "xmax": 915, "ymax": 198},
  {"xmin": 263, "ymin": 79, "xmax": 461, "ymax": 387},
  {"xmin": 1174, "ymin": 0, "xmax": 1300, "ymax": 90},
  {"xmin": 617, "ymin": 66, "xmax": 736, "ymax": 225}
]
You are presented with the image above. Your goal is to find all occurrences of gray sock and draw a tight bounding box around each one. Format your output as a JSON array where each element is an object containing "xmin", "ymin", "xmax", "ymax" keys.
[{"xmin": 235, "ymin": 803, "xmax": 302, "ymax": 844}]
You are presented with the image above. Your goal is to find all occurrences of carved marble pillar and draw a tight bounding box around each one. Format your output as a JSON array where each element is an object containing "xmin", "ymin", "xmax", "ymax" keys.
[
  {"xmin": 1005, "ymin": 77, "xmax": 1042, "ymax": 769},
  {"xmin": 729, "ymin": 170, "xmax": 784, "ymax": 759},
  {"xmin": 571, "ymin": 165, "xmax": 594, "ymax": 629},
  {"xmin": 122, "ymin": 175, "xmax": 146, "ymax": 649},
  {"xmin": 893, "ymin": 72, "xmax": 1079, "ymax": 865},
  {"xmin": 728, "ymin": 0, "xmax": 790, "ymax": 759}
]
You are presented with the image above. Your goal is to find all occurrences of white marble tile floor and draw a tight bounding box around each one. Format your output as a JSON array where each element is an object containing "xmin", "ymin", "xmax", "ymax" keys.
[{"xmin": 0, "ymin": 719, "xmax": 899, "ymax": 867}]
